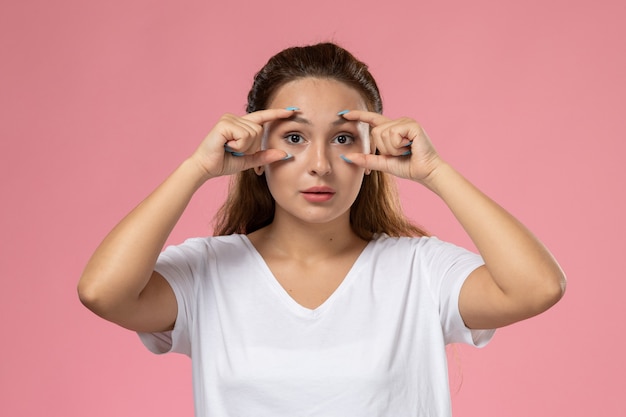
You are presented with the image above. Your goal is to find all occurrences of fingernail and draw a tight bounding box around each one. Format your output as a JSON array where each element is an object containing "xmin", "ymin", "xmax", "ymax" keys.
[
  {"xmin": 403, "ymin": 141, "xmax": 413, "ymax": 147},
  {"xmin": 224, "ymin": 145, "xmax": 245, "ymax": 157},
  {"xmin": 281, "ymin": 153, "xmax": 294, "ymax": 161},
  {"xmin": 285, "ymin": 106, "xmax": 299, "ymax": 111},
  {"xmin": 337, "ymin": 109, "xmax": 350, "ymax": 116},
  {"xmin": 401, "ymin": 150, "xmax": 412, "ymax": 156},
  {"xmin": 340, "ymin": 154, "xmax": 353, "ymax": 164}
]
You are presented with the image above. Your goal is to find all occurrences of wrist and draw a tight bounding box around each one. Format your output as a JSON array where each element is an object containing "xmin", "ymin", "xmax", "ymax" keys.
[
  {"xmin": 180, "ymin": 157, "xmax": 215, "ymax": 190},
  {"xmin": 419, "ymin": 160, "xmax": 457, "ymax": 196}
]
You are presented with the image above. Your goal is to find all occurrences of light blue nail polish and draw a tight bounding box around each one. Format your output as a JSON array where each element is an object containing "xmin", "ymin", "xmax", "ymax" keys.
[
  {"xmin": 340, "ymin": 154, "xmax": 353, "ymax": 164},
  {"xmin": 403, "ymin": 141, "xmax": 414, "ymax": 147},
  {"xmin": 224, "ymin": 145, "xmax": 245, "ymax": 157},
  {"xmin": 285, "ymin": 106, "xmax": 299, "ymax": 111},
  {"xmin": 401, "ymin": 150, "xmax": 412, "ymax": 156},
  {"xmin": 337, "ymin": 109, "xmax": 350, "ymax": 116},
  {"xmin": 281, "ymin": 153, "xmax": 294, "ymax": 161}
]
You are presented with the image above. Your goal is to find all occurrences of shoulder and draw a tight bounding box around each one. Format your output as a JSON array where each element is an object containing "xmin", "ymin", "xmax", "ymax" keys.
[
  {"xmin": 369, "ymin": 234, "xmax": 446, "ymax": 253},
  {"xmin": 368, "ymin": 234, "xmax": 482, "ymax": 269},
  {"xmin": 159, "ymin": 234, "xmax": 249, "ymax": 263},
  {"xmin": 155, "ymin": 234, "xmax": 254, "ymax": 289},
  {"xmin": 163, "ymin": 234, "xmax": 247, "ymax": 251},
  {"xmin": 362, "ymin": 234, "xmax": 430, "ymax": 270}
]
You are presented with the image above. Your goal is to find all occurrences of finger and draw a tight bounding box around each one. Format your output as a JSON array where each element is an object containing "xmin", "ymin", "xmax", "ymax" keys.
[
  {"xmin": 339, "ymin": 110, "xmax": 391, "ymax": 127},
  {"xmin": 223, "ymin": 118, "xmax": 264, "ymax": 151},
  {"xmin": 242, "ymin": 107, "xmax": 298, "ymax": 125},
  {"xmin": 340, "ymin": 152, "xmax": 408, "ymax": 177},
  {"xmin": 373, "ymin": 123, "xmax": 414, "ymax": 156},
  {"xmin": 235, "ymin": 149, "xmax": 292, "ymax": 170}
]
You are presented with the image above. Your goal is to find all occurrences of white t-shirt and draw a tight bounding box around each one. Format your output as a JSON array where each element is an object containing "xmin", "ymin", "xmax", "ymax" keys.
[{"xmin": 139, "ymin": 234, "xmax": 494, "ymax": 417}]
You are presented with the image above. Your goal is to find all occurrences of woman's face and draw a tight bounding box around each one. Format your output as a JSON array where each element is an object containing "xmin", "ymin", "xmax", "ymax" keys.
[{"xmin": 261, "ymin": 77, "xmax": 371, "ymax": 227}]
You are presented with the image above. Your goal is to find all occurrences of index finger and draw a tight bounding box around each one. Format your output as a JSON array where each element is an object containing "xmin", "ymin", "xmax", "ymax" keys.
[
  {"xmin": 242, "ymin": 108, "xmax": 297, "ymax": 125},
  {"xmin": 339, "ymin": 110, "xmax": 391, "ymax": 127}
]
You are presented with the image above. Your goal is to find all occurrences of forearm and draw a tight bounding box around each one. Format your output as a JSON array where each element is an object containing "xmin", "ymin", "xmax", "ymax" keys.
[
  {"xmin": 78, "ymin": 158, "xmax": 209, "ymax": 313},
  {"xmin": 423, "ymin": 162, "xmax": 566, "ymax": 305}
]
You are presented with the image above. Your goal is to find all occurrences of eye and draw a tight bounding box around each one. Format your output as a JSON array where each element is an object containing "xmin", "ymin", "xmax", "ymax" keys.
[
  {"xmin": 333, "ymin": 134, "xmax": 354, "ymax": 145},
  {"xmin": 284, "ymin": 133, "xmax": 305, "ymax": 144}
]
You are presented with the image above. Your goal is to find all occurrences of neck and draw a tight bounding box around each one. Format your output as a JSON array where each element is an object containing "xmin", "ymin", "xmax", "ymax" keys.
[{"xmin": 248, "ymin": 211, "xmax": 365, "ymax": 262}]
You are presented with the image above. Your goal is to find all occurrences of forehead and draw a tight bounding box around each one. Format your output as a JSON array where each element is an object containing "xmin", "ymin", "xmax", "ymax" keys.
[{"xmin": 267, "ymin": 77, "xmax": 369, "ymax": 110}]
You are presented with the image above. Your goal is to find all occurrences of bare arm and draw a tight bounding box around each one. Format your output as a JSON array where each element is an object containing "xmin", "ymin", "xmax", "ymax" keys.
[
  {"xmin": 78, "ymin": 159, "xmax": 207, "ymax": 332},
  {"xmin": 422, "ymin": 162, "xmax": 566, "ymax": 329},
  {"xmin": 78, "ymin": 110, "xmax": 295, "ymax": 332},
  {"xmin": 342, "ymin": 110, "xmax": 566, "ymax": 329}
]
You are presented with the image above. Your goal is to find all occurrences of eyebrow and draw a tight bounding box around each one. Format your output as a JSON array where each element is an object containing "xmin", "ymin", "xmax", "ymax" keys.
[{"xmin": 285, "ymin": 115, "xmax": 352, "ymax": 126}]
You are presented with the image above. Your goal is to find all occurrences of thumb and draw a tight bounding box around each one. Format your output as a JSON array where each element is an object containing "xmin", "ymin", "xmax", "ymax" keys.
[
  {"xmin": 241, "ymin": 148, "xmax": 292, "ymax": 170},
  {"xmin": 341, "ymin": 152, "xmax": 396, "ymax": 173}
]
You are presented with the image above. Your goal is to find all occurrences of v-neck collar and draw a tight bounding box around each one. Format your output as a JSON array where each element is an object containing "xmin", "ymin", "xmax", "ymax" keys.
[{"xmin": 239, "ymin": 234, "xmax": 374, "ymax": 319}]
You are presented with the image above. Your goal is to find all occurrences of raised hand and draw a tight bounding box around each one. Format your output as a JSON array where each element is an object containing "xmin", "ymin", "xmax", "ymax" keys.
[
  {"xmin": 340, "ymin": 110, "xmax": 443, "ymax": 183},
  {"xmin": 190, "ymin": 108, "xmax": 297, "ymax": 180}
]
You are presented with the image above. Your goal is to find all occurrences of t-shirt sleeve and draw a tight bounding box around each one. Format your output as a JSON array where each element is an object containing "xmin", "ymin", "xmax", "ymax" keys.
[
  {"xmin": 420, "ymin": 237, "xmax": 495, "ymax": 347},
  {"xmin": 137, "ymin": 238, "xmax": 207, "ymax": 356}
]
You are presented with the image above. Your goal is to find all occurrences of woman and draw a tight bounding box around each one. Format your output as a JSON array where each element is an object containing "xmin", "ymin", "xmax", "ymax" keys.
[{"xmin": 78, "ymin": 42, "xmax": 565, "ymax": 416}]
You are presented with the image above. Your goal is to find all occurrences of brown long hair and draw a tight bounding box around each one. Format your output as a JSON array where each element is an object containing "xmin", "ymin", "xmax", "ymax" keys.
[{"xmin": 213, "ymin": 42, "xmax": 427, "ymax": 239}]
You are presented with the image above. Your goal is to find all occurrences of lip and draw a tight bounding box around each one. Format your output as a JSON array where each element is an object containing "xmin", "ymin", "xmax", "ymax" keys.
[
  {"xmin": 301, "ymin": 186, "xmax": 336, "ymax": 203},
  {"xmin": 303, "ymin": 186, "xmax": 335, "ymax": 193}
]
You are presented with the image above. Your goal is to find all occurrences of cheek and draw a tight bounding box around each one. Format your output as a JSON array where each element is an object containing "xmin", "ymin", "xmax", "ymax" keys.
[
  {"xmin": 264, "ymin": 157, "xmax": 299, "ymax": 185},
  {"xmin": 335, "ymin": 160, "xmax": 366, "ymax": 183},
  {"xmin": 262, "ymin": 168, "xmax": 281, "ymax": 199}
]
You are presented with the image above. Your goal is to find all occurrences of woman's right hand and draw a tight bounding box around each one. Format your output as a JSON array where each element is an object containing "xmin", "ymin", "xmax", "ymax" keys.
[
  {"xmin": 78, "ymin": 108, "xmax": 296, "ymax": 332},
  {"xmin": 190, "ymin": 109, "xmax": 297, "ymax": 180}
]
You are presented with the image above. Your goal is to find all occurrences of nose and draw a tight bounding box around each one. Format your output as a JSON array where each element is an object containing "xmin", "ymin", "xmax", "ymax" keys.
[{"xmin": 308, "ymin": 141, "xmax": 332, "ymax": 176}]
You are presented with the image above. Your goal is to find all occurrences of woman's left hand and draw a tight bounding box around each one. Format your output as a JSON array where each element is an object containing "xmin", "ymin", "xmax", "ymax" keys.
[{"xmin": 340, "ymin": 110, "xmax": 443, "ymax": 183}]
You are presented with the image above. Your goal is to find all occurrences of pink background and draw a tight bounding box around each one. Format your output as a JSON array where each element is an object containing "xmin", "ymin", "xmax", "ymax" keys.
[{"xmin": 1, "ymin": 0, "xmax": 624, "ymax": 415}]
